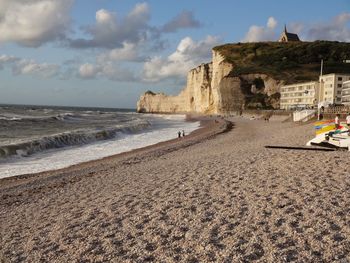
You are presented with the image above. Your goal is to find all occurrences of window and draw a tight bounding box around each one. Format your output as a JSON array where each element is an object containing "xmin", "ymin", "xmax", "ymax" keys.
[
  {"xmin": 338, "ymin": 84, "xmax": 342, "ymax": 88},
  {"xmin": 338, "ymin": 77, "xmax": 343, "ymax": 81}
]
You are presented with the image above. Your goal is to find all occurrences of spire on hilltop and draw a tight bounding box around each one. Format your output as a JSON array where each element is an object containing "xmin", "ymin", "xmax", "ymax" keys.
[{"xmin": 279, "ymin": 24, "xmax": 300, "ymax": 42}]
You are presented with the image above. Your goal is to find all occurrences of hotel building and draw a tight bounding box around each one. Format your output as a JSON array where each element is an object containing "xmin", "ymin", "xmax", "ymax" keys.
[
  {"xmin": 280, "ymin": 73, "xmax": 350, "ymax": 110},
  {"xmin": 318, "ymin": 73, "xmax": 350, "ymax": 105},
  {"xmin": 341, "ymin": 80, "xmax": 350, "ymax": 105},
  {"xmin": 280, "ymin": 81, "xmax": 318, "ymax": 110}
]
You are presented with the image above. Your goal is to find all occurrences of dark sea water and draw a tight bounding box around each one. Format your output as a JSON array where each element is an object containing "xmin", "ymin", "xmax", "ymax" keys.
[{"xmin": 0, "ymin": 104, "xmax": 199, "ymax": 178}]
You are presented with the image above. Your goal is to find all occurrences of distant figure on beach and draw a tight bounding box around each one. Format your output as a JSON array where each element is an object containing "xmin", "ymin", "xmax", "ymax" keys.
[
  {"xmin": 182, "ymin": 130, "xmax": 185, "ymax": 137},
  {"xmin": 319, "ymin": 112, "xmax": 323, "ymax": 120},
  {"xmin": 335, "ymin": 114, "xmax": 340, "ymax": 129},
  {"xmin": 346, "ymin": 113, "xmax": 350, "ymax": 128},
  {"xmin": 319, "ymin": 106, "xmax": 325, "ymax": 120},
  {"xmin": 178, "ymin": 131, "xmax": 181, "ymax": 138}
]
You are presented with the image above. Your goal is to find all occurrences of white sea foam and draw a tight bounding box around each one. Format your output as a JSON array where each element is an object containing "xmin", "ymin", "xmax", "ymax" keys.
[{"xmin": 0, "ymin": 115, "xmax": 199, "ymax": 178}]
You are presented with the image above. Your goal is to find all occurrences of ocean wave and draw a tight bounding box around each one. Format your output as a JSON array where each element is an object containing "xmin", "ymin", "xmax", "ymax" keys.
[
  {"xmin": 0, "ymin": 112, "xmax": 126, "ymax": 123},
  {"xmin": 51, "ymin": 113, "xmax": 77, "ymax": 121},
  {"xmin": 0, "ymin": 112, "xmax": 79, "ymax": 122},
  {"xmin": 0, "ymin": 120, "xmax": 151, "ymax": 160},
  {"xmin": 0, "ymin": 115, "xmax": 22, "ymax": 121}
]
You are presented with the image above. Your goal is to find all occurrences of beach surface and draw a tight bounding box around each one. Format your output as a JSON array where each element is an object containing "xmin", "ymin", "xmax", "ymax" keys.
[{"xmin": 1, "ymin": 116, "xmax": 350, "ymax": 262}]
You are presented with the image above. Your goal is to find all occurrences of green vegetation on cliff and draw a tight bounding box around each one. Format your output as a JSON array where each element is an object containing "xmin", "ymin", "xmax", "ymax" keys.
[{"xmin": 214, "ymin": 41, "xmax": 350, "ymax": 84}]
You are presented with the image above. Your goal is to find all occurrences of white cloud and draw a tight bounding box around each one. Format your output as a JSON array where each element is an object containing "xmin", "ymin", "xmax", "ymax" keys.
[
  {"xmin": 267, "ymin": 17, "xmax": 277, "ymax": 29},
  {"xmin": 0, "ymin": 0, "xmax": 73, "ymax": 47},
  {"xmin": 0, "ymin": 55, "xmax": 19, "ymax": 64},
  {"xmin": 142, "ymin": 35, "xmax": 220, "ymax": 82},
  {"xmin": 69, "ymin": 3, "xmax": 150, "ymax": 49},
  {"xmin": 78, "ymin": 63, "xmax": 99, "ymax": 79},
  {"xmin": 13, "ymin": 61, "xmax": 59, "ymax": 78},
  {"xmin": 68, "ymin": 4, "xmax": 204, "ymax": 52},
  {"xmin": 127, "ymin": 2, "xmax": 149, "ymax": 23},
  {"xmin": 78, "ymin": 61, "xmax": 135, "ymax": 82},
  {"xmin": 243, "ymin": 17, "xmax": 277, "ymax": 42},
  {"xmin": 78, "ymin": 35, "xmax": 219, "ymax": 83},
  {"xmin": 306, "ymin": 13, "xmax": 350, "ymax": 41},
  {"xmin": 97, "ymin": 42, "xmax": 144, "ymax": 62},
  {"xmin": 96, "ymin": 9, "xmax": 115, "ymax": 25},
  {"xmin": 0, "ymin": 55, "xmax": 60, "ymax": 78},
  {"xmin": 0, "ymin": 55, "xmax": 19, "ymax": 70}
]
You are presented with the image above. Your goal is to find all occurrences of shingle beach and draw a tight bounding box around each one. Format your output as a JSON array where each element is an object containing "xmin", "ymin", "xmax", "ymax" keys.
[{"xmin": 1, "ymin": 116, "xmax": 350, "ymax": 262}]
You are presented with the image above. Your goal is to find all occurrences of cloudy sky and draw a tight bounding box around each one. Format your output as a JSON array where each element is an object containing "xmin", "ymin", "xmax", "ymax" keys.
[{"xmin": 0, "ymin": 0, "xmax": 349, "ymax": 108}]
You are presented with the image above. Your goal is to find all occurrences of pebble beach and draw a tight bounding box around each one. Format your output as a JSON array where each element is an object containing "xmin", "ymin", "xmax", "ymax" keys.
[{"xmin": 1, "ymin": 116, "xmax": 350, "ymax": 262}]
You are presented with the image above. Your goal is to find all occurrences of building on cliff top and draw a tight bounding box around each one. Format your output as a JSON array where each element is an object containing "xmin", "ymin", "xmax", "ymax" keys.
[{"xmin": 279, "ymin": 25, "xmax": 300, "ymax": 42}]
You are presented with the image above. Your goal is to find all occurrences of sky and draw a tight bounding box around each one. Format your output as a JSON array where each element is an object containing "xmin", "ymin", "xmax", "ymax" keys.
[{"xmin": 0, "ymin": 0, "xmax": 349, "ymax": 109}]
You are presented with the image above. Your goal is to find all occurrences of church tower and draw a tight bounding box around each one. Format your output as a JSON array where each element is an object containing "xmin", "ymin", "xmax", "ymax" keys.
[{"xmin": 279, "ymin": 24, "xmax": 300, "ymax": 42}]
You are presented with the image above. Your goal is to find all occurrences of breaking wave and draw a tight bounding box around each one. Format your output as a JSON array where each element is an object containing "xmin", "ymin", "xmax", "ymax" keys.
[
  {"xmin": 0, "ymin": 112, "xmax": 81, "ymax": 122},
  {"xmin": 0, "ymin": 120, "xmax": 151, "ymax": 160}
]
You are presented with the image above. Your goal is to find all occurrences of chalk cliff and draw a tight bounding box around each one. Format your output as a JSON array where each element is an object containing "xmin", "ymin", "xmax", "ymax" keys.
[
  {"xmin": 137, "ymin": 41, "xmax": 350, "ymax": 114},
  {"xmin": 137, "ymin": 50, "xmax": 282, "ymax": 114}
]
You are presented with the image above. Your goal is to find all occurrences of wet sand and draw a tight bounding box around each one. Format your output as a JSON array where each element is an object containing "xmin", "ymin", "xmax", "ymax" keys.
[{"xmin": 1, "ymin": 116, "xmax": 350, "ymax": 262}]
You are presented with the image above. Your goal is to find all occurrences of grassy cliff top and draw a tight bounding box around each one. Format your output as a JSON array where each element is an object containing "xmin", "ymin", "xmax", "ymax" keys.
[{"xmin": 213, "ymin": 41, "xmax": 350, "ymax": 84}]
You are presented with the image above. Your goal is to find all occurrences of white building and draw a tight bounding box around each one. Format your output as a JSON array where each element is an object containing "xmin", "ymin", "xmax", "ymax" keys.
[
  {"xmin": 280, "ymin": 81, "xmax": 318, "ymax": 110},
  {"xmin": 319, "ymin": 73, "xmax": 350, "ymax": 105},
  {"xmin": 341, "ymin": 80, "xmax": 350, "ymax": 105},
  {"xmin": 280, "ymin": 73, "xmax": 350, "ymax": 110}
]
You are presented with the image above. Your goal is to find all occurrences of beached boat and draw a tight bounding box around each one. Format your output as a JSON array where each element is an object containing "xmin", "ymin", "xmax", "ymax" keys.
[{"xmin": 306, "ymin": 120, "xmax": 350, "ymax": 150}]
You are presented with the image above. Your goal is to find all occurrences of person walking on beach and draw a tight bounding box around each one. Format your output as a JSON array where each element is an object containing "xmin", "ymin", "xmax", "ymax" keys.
[
  {"xmin": 182, "ymin": 130, "xmax": 185, "ymax": 137},
  {"xmin": 335, "ymin": 114, "xmax": 340, "ymax": 129},
  {"xmin": 346, "ymin": 113, "xmax": 350, "ymax": 128},
  {"xmin": 178, "ymin": 131, "xmax": 181, "ymax": 138}
]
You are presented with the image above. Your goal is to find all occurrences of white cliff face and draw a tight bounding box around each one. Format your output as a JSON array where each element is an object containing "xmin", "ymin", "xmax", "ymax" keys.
[
  {"xmin": 136, "ymin": 50, "xmax": 282, "ymax": 114},
  {"xmin": 137, "ymin": 60, "xmax": 216, "ymax": 113},
  {"xmin": 211, "ymin": 51, "xmax": 235, "ymax": 113},
  {"xmin": 136, "ymin": 92, "xmax": 186, "ymax": 113},
  {"xmin": 187, "ymin": 63, "xmax": 213, "ymax": 113}
]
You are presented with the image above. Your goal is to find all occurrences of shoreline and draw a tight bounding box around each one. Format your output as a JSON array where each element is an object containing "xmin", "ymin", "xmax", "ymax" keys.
[{"xmin": 0, "ymin": 115, "xmax": 231, "ymax": 188}]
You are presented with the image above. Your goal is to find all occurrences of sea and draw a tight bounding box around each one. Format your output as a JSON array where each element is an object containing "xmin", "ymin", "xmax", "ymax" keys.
[{"xmin": 0, "ymin": 104, "xmax": 200, "ymax": 179}]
